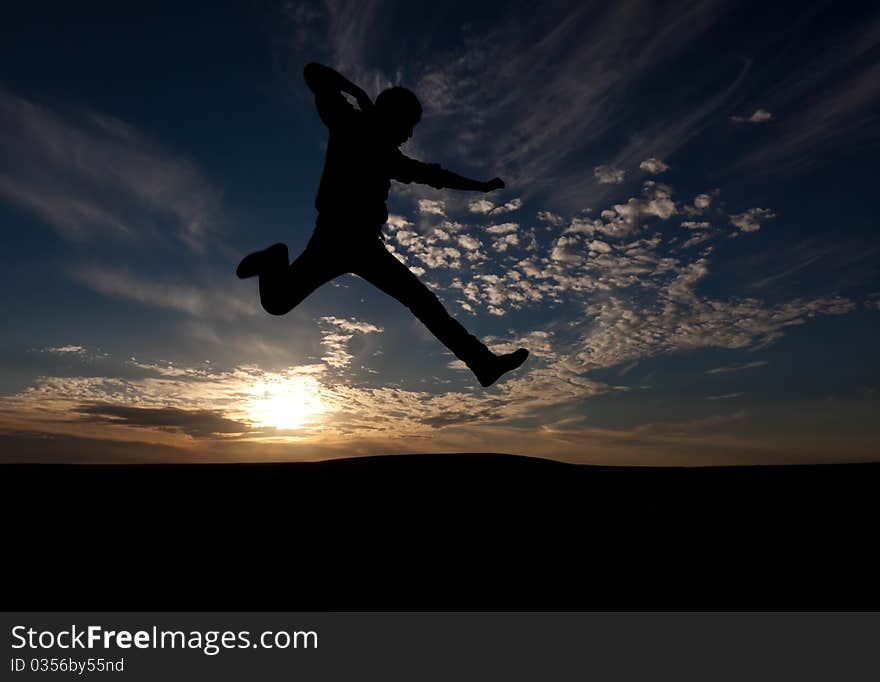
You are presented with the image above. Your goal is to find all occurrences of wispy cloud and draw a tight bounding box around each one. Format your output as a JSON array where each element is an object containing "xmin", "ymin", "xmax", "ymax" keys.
[
  {"xmin": 5, "ymin": 348, "xmax": 874, "ymax": 465},
  {"xmin": 594, "ymin": 165, "xmax": 626, "ymax": 185},
  {"xmin": 730, "ymin": 208, "xmax": 776, "ymax": 233},
  {"xmin": 320, "ymin": 316, "xmax": 383, "ymax": 368},
  {"xmin": 45, "ymin": 345, "xmax": 88, "ymax": 355},
  {"xmin": 468, "ymin": 198, "xmax": 494, "ymax": 214},
  {"xmin": 285, "ymin": 1, "xmax": 735, "ymax": 212},
  {"xmin": 694, "ymin": 194, "xmax": 713, "ymax": 210},
  {"xmin": 468, "ymin": 197, "xmax": 522, "ymax": 215},
  {"xmin": 731, "ymin": 108, "xmax": 773, "ymax": 123},
  {"xmin": 484, "ymin": 222, "xmax": 518, "ymax": 235},
  {"xmin": 418, "ymin": 198, "xmax": 446, "ymax": 216},
  {"xmin": 537, "ymin": 210, "xmax": 564, "ymax": 225},
  {"xmin": 639, "ymin": 157, "xmax": 670, "ymax": 174},
  {"xmin": 71, "ymin": 265, "xmax": 256, "ymax": 320},
  {"xmin": 0, "ymin": 88, "xmax": 221, "ymax": 251},
  {"xmin": 76, "ymin": 403, "xmax": 250, "ymax": 437},
  {"xmin": 734, "ymin": 15, "xmax": 880, "ymax": 171},
  {"xmin": 706, "ymin": 361, "xmax": 768, "ymax": 375},
  {"xmin": 388, "ymin": 173, "xmax": 855, "ymax": 382}
]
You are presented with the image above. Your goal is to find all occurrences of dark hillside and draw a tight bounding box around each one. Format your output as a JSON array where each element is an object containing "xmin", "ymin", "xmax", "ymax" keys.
[{"xmin": 2, "ymin": 455, "xmax": 878, "ymax": 609}]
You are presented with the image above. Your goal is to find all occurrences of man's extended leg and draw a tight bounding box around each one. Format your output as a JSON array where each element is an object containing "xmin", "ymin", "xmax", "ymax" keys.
[
  {"xmin": 354, "ymin": 243, "xmax": 528, "ymax": 386},
  {"xmin": 237, "ymin": 240, "xmax": 345, "ymax": 316}
]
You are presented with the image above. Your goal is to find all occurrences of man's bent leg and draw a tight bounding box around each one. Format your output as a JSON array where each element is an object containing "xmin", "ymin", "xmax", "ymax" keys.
[{"xmin": 259, "ymin": 241, "xmax": 345, "ymax": 316}]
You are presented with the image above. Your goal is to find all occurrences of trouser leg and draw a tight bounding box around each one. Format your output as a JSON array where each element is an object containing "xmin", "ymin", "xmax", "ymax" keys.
[
  {"xmin": 353, "ymin": 244, "xmax": 492, "ymax": 365},
  {"xmin": 259, "ymin": 240, "xmax": 345, "ymax": 316}
]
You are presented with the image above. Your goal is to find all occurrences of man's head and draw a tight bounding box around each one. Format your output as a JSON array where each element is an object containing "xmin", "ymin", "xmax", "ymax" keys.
[{"xmin": 375, "ymin": 86, "xmax": 422, "ymax": 146}]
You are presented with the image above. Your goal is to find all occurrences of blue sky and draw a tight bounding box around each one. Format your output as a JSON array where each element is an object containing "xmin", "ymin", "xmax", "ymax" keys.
[{"xmin": 1, "ymin": 0, "xmax": 878, "ymax": 464}]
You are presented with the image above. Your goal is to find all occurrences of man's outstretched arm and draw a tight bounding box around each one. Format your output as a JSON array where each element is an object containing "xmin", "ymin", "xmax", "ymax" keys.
[
  {"xmin": 435, "ymin": 169, "xmax": 505, "ymax": 192},
  {"xmin": 303, "ymin": 62, "xmax": 372, "ymax": 127},
  {"xmin": 394, "ymin": 155, "xmax": 505, "ymax": 192}
]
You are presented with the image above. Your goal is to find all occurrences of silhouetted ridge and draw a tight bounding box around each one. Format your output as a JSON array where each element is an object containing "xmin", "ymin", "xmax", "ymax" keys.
[{"xmin": 3, "ymin": 455, "xmax": 878, "ymax": 610}]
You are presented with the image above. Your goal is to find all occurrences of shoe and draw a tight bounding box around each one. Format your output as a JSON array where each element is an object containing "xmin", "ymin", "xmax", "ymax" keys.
[
  {"xmin": 469, "ymin": 348, "xmax": 529, "ymax": 387},
  {"xmin": 236, "ymin": 243, "xmax": 288, "ymax": 279}
]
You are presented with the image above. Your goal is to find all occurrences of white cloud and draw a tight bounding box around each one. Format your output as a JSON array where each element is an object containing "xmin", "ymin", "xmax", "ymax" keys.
[
  {"xmin": 485, "ymin": 222, "xmax": 519, "ymax": 235},
  {"xmin": 491, "ymin": 198, "xmax": 522, "ymax": 214},
  {"xmin": 440, "ymin": 219, "xmax": 464, "ymax": 233},
  {"xmin": 319, "ymin": 316, "xmax": 383, "ymax": 369},
  {"xmin": 469, "ymin": 197, "xmax": 522, "ymax": 215},
  {"xmin": 128, "ymin": 358, "xmax": 208, "ymax": 377},
  {"xmin": 418, "ymin": 199, "xmax": 446, "ymax": 216},
  {"xmin": 639, "ymin": 157, "xmax": 670, "ymax": 174},
  {"xmin": 386, "ymin": 214, "xmax": 413, "ymax": 231},
  {"xmin": 537, "ymin": 210, "xmax": 564, "ymax": 225},
  {"xmin": 579, "ymin": 181, "xmax": 677, "ymax": 239},
  {"xmin": 730, "ymin": 207, "xmax": 776, "ymax": 233},
  {"xmin": 395, "ymin": 228, "xmax": 463, "ymax": 269},
  {"xmin": 457, "ymin": 234, "xmax": 481, "ymax": 251},
  {"xmin": 731, "ymin": 108, "xmax": 774, "ymax": 123},
  {"xmin": 694, "ymin": 194, "xmax": 712, "ymax": 209},
  {"xmin": 427, "ymin": 227, "xmax": 450, "ymax": 243},
  {"xmin": 394, "ymin": 229, "xmax": 419, "ymax": 248},
  {"xmin": 468, "ymin": 198, "xmax": 494, "ymax": 214},
  {"xmin": 574, "ymin": 294, "xmax": 853, "ymax": 374},
  {"xmin": 492, "ymin": 233, "xmax": 519, "ymax": 252},
  {"xmin": 642, "ymin": 181, "xmax": 676, "ymax": 219},
  {"xmin": 681, "ymin": 232, "xmax": 712, "ymax": 249},
  {"xmin": 45, "ymin": 345, "xmax": 87, "ymax": 354},
  {"xmin": 319, "ymin": 316, "xmax": 383, "ymax": 335},
  {"xmin": 594, "ymin": 165, "xmax": 626, "ymax": 184}
]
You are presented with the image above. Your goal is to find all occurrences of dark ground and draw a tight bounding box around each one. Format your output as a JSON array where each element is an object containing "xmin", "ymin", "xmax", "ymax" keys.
[{"xmin": 2, "ymin": 454, "xmax": 878, "ymax": 610}]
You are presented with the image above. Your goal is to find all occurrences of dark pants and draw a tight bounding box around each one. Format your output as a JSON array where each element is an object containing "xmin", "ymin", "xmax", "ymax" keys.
[{"xmin": 259, "ymin": 220, "xmax": 491, "ymax": 366}]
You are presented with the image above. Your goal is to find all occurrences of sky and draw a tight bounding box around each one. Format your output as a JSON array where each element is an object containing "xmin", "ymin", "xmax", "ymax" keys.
[{"xmin": 0, "ymin": 0, "xmax": 878, "ymax": 465}]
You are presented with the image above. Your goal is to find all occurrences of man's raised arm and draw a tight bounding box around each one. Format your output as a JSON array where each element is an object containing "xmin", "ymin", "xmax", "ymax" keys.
[{"xmin": 303, "ymin": 63, "xmax": 373, "ymax": 115}]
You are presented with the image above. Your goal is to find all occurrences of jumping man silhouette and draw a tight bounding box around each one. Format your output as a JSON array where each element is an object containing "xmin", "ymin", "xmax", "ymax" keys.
[{"xmin": 237, "ymin": 63, "xmax": 529, "ymax": 387}]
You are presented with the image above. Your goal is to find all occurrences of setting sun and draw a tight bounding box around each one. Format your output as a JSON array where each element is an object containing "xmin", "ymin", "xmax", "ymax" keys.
[{"xmin": 245, "ymin": 372, "xmax": 326, "ymax": 431}]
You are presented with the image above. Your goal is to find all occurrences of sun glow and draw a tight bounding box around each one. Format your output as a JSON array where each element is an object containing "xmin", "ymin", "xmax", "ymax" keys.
[{"xmin": 245, "ymin": 372, "xmax": 326, "ymax": 430}]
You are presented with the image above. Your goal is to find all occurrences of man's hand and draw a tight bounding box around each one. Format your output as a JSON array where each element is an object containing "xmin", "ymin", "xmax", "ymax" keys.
[{"xmin": 483, "ymin": 177, "xmax": 505, "ymax": 192}]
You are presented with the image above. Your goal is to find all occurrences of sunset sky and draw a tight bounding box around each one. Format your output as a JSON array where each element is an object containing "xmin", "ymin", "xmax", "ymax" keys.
[{"xmin": 1, "ymin": 1, "xmax": 878, "ymax": 464}]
